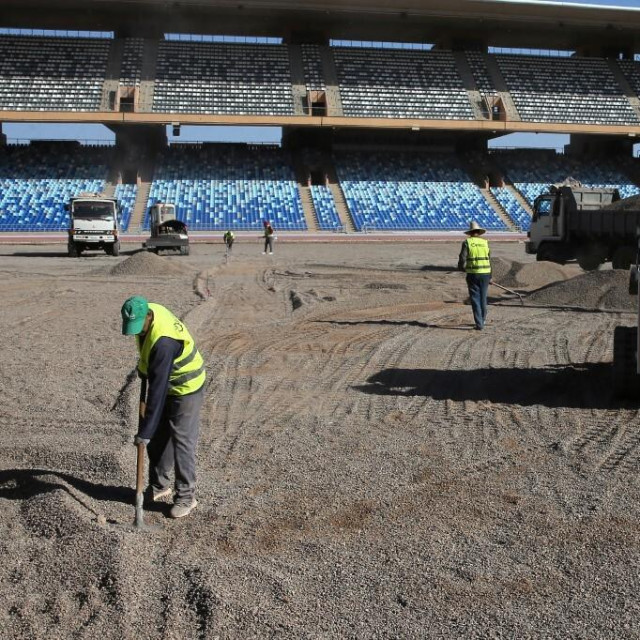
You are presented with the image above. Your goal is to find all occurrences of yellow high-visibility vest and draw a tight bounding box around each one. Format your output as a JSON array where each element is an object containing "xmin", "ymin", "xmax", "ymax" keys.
[
  {"xmin": 136, "ymin": 303, "xmax": 205, "ymax": 396},
  {"xmin": 464, "ymin": 237, "xmax": 491, "ymax": 274}
]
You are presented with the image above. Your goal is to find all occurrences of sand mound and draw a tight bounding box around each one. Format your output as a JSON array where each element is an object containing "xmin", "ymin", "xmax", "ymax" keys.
[
  {"xmin": 108, "ymin": 251, "xmax": 191, "ymax": 277},
  {"xmin": 604, "ymin": 194, "xmax": 640, "ymax": 211},
  {"xmin": 527, "ymin": 269, "xmax": 634, "ymax": 310},
  {"xmin": 493, "ymin": 258, "xmax": 570, "ymax": 289}
]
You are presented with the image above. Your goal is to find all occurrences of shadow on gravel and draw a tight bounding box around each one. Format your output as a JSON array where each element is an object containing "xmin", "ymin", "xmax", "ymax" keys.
[
  {"xmin": 419, "ymin": 265, "xmax": 458, "ymax": 273},
  {"xmin": 316, "ymin": 319, "xmax": 473, "ymax": 331},
  {"xmin": 0, "ymin": 468, "xmax": 131, "ymax": 506},
  {"xmin": 355, "ymin": 363, "xmax": 626, "ymax": 409}
]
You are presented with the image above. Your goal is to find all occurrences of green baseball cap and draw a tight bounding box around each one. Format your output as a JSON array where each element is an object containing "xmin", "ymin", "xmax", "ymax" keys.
[{"xmin": 121, "ymin": 296, "xmax": 149, "ymax": 335}]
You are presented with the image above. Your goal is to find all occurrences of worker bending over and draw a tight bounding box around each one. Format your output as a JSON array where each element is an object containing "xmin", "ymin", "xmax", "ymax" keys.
[
  {"xmin": 458, "ymin": 221, "xmax": 492, "ymax": 331},
  {"xmin": 121, "ymin": 296, "xmax": 206, "ymax": 519}
]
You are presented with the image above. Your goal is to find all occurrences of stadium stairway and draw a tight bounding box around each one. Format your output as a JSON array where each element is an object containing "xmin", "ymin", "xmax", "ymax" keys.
[
  {"xmin": 481, "ymin": 187, "xmax": 518, "ymax": 231},
  {"xmin": 128, "ymin": 181, "xmax": 150, "ymax": 229},
  {"xmin": 297, "ymin": 184, "xmax": 320, "ymax": 231},
  {"xmin": 319, "ymin": 47, "xmax": 344, "ymax": 117},
  {"xmin": 482, "ymin": 54, "xmax": 521, "ymax": 122},
  {"xmin": 453, "ymin": 51, "xmax": 488, "ymax": 120},
  {"xmin": 288, "ymin": 45, "xmax": 308, "ymax": 116},
  {"xmin": 608, "ymin": 60, "xmax": 640, "ymax": 123}
]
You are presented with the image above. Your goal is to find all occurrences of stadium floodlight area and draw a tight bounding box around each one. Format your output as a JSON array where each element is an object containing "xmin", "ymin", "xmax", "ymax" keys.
[
  {"xmin": 310, "ymin": 185, "xmax": 342, "ymax": 230},
  {"xmin": 495, "ymin": 54, "xmax": 639, "ymax": 126},
  {"xmin": 334, "ymin": 150, "xmax": 508, "ymax": 232},
  {"xmin": 114, "ymin": 183, "xmax": 138, "ymax": 231},
  {"xmin": 152, "ymin": 41, "xmax": 294, "ymax": 115},
  {"xmin": 333, "ymin": 47, "xmax": 474, "ymax": 120},
  {"xmin": 146, "ymin": 144, "xmax": 306, "ymax": 231},
  {"xmin": 0, "ymin": 35, "xmax": 110, "ymax": 112},
  {"xmin": 491, "ymin": 150, "xmax": 640, "ymax": 211},
  {"xmin": 0, "ymin": 144, "xmax": 110, "ymax": 231}
]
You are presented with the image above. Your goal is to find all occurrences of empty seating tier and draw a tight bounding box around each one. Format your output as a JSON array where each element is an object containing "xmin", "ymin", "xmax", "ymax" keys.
[
  {"xmin": 0, "ymin": 35, "xmax": 110, "ymax": 112},
  {"xmin": 495, "ymin": 54, "xmax": 639, "ymax": 125},
  {"xmin": 492, "ymin": 150, "xmax": 640, "ymax": 216},
  {"xmin": 310, "ymin": 185, "xmax": 342, "ymax": 230},
  {"xmin": 335, "ymin": 150, "xmax": 507, "ymax": 231},
  {"xmin": 147, "ymin": 144, "xmax": 305, "ymax": 231},
  {"xmin": 332, "ymin": 47, "xmax": 474, "ymax": 120},
  {"xmin": 0, "ymin": 144, "xmax": 110, "ymax": 231},
  {"xmin": 152, "ymin": 42, "xmax": 295, "ymax": 115}
]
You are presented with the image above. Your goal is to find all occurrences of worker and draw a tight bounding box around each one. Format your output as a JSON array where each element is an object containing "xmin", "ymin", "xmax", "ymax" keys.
[
  {"xmin": 262, "ymin": 220, "xmax": 275, "ymax": 255},
  {"xmin": 121, "ymin": 296, "xmax": 206, "ymax": 519},
  {"xmin": 458, "ymin": 221, "xmax": 492, "ymax": 330},
  {"xmin": 223, "ymin": 229, "xmax": 235, "ymax": 254}
]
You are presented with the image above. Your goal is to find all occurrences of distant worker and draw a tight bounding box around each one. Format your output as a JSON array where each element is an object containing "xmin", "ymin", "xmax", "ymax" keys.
[
  {"xmin": 458, "ymin": 221, "xmax": 492, "ymax": 331},
  {"xmin": 121, "ymin": 296, "xmax": 206, "ymax": 519},
  {"xmin": 262, "ymin": 220, "xmax": 275, "ymax": 255},
  {"xmin": 223, "ymin": 230, "xmax": 235, "ymax": 255}
]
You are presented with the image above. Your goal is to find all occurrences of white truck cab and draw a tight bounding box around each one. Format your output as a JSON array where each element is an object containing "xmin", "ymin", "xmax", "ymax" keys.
[{"xmin": 67, "ymin": 194, "xmax": 121, "ymax": 257}]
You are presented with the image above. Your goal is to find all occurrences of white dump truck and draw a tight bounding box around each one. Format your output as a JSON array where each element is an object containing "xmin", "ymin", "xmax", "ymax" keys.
[
  {"xmin": 526, "ymin": 184, "xmax": 640, "ymax": 271},
  {"xmin": 143, "ymin": 202, "xmax": 189, "ymax": 255},
  {"xmin": 67, "ymin": 194, "xmax": 121, "ymax": 257}
]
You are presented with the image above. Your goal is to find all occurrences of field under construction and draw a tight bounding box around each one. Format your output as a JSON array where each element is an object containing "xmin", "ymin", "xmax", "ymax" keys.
[{"xmin": 1, "ymin": 239, "xmax": 638, "ymax": 639}]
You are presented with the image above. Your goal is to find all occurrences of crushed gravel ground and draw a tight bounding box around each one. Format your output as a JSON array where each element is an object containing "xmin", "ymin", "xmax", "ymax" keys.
[{"xmin": 1, "ymin": 241, "xmax": 639, "ymax": 639}]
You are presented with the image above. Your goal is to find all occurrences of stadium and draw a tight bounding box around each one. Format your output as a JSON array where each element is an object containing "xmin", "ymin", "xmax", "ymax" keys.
[
  {"xmin": 1, "ymin": 0, "xmax": 640, "ymax": 236},
  {"xmin": 3, "ymin": 1, "xmax": 640, "ymax": 638}
]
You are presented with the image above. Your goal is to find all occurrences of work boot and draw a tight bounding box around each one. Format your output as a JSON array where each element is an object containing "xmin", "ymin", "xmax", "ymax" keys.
[{"xmin": 170, "ymin": 499, "xmax": 198, "ymax": 519}]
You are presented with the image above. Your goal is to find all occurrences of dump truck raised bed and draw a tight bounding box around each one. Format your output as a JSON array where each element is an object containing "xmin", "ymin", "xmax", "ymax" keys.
[
  {"xmin": 143, "ymin": 203, "xmax": 189, "ymax": 255},
  {"xmin": 526, "ymin": 185, "xmax": 640, "ymax": 271},
  {"xmin": 66, "ymin": 194, "xmax": 121, "ymax": 257}
]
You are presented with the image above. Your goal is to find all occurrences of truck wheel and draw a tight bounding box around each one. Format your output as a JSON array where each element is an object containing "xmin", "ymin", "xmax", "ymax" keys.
[
  {"xmin": 68, "ymin": 243, "xmax": 78, "ymax": 258},
  {"xmin": 613, "ymin": 326, "xmax": 639, "ymax": 398},
  {"xmin": 576, "ymin": 243, "xmax": 605, "ymax": 271},
  {"xmin": 537, "ymin": 243, "xmax": 558, "ymax": 263},
  {"xmin": 180, "ymin": 245, "xmax": 190, "ymax": 256},
  {"xmin": 612, "ymin": 246, "xmax": 634, "ymax": 270},
  {"xmin": 111, "ymin": 241, "xmax": 120, "ymax": 257}
]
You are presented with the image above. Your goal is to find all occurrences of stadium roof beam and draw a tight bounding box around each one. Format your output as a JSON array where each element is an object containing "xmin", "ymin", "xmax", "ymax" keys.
[
  {"xmin": 3, "ymin": 111, "xmax": 640, "ymax": 139},
  {"xmin": 1, "ymin": 1, "xmax": 640, "ymax": 53}
]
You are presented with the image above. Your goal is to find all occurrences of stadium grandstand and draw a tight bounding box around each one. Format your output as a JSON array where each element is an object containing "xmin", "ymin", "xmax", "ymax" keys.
[{"xmin": 2, "ymin": 0, "xmax": 640, "ymax": 237}]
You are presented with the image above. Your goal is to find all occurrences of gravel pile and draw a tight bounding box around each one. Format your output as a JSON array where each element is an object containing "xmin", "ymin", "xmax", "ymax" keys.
[
  {"xmin": 604, "ymin": 194, "xmax": 640, "ymax": 211},
  {"xmin": 527, "ymin": 269, "xmax": 635, "ymax": 310},
  {"xmin": 108, "ymin": 251, "xmax": 191, "ymax": 277},
  {"xmin": 492, "ymin": 258, "xmax": 570, "ymax": 289}
]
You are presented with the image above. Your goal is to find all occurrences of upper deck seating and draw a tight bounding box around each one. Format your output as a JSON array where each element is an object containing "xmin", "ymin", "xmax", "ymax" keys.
[
  {"xmin": 495, "ymin": 54, "xmax": 639, "ymax": 125},
  {"xmin": 0, "ymin": 35, "xmax": 110, "ymax": 112},
  {"xmin": 301, "ymin": 44, "xmax": 326, "ymax": 92},
  {"xmin": 332, "ymin": 48, "xmax": 474, "ymax": 120},
  {"xmin": 0, "ymin": 144, "xmax": 109, "ymax": 231},
  {"xmin": 120, "ymin": 38, "xmax": 144, "ymax": 87},
  {"xmin": 146, "ymin": 144, "xmax": 305, "ymax": 230},
  {"xmin": 335, "ymin": 150, "xmax": 507, "ymax": 231},
  {"xmin": 152, "ymin": 41, "xmax": 295, "ymax": 115}
]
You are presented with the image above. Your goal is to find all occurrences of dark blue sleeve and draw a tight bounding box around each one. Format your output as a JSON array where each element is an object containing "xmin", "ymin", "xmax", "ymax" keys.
[{"xmin": 138, "ymin": 337, "xmax": 183, "ymax": 440}]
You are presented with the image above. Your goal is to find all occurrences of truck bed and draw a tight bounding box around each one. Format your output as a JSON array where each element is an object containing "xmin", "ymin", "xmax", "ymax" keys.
[{"xmin": 568, "ymin": 208, "xmax": 640, "ymax": 240}]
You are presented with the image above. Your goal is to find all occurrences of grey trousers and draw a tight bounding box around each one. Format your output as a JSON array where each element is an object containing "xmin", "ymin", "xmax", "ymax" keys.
[{"xmin": 147, "ymin": 388, "xmax": 204, "ymax": 503}]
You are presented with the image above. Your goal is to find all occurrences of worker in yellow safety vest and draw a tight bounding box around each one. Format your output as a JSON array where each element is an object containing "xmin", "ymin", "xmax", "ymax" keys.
[
  {"xmin": 121, "ymin": 296, "xmax": 206, "ymax": 519},
  {"xmin": 458, "ymin": 221, "xmax": 492, "ymax": 330}
]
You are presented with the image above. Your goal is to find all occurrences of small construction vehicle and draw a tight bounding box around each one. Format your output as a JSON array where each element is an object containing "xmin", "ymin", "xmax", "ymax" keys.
[
  {"xmin": 526, "ymin": 183, "xmax": 640, "ymax": 271},
  {"xmin": 613, "ymin": 244, "xmax": 640, "ymax": 398},
  {"xmin": 143, "ymin": 202, "xmax": 189, "ymax": 255},
  {"xmin": 66, "ymin": 194, "xmax": 121, "ymax": 257}
]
